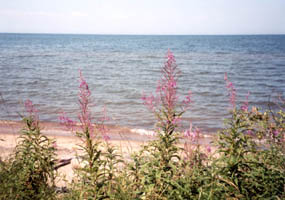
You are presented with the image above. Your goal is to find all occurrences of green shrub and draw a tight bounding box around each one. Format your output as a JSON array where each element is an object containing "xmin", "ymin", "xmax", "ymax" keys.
[
  {"xmin": 0, "ymin": 100, "xmax": 57, "ymax": 200},
  {"xmin": 206, "ymin": 76, "xmax": 285, "ymax": 199}
]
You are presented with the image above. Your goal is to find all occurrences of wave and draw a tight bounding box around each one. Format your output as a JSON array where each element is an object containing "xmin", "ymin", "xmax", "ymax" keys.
[
  {"xmin": 13, "ymin": 54, "xmax": 56, "ymax": 58},
  {"xmin": 130, "ymin": 128, "xmax": 155, "ymax": 136}
]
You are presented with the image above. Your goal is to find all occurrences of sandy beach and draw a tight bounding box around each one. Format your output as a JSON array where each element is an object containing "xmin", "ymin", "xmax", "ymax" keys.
[
  {"xmin": 0, "ymin": 120, "xmax": 214, "ymax": 186},
  {"xmin": 0, "ymin": 120, "xmax": 148, "ymax": 185}
]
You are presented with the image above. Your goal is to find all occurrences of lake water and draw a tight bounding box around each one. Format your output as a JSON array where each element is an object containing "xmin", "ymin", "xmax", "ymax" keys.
[{"xmin": 0, "ymin": 33, "xmax": 284, "ymax": 133}]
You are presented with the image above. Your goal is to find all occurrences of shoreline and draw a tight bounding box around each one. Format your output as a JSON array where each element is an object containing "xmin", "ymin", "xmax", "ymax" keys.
[
  {"xmin": 0, "ymin": 119, "xmax": 215, "ymax": 186},
  {"xmin": 0, "ymin": 119, "xmax": 215, "ymax": 141},
  {"xmin": 0, "ymin": 120, "xmax": 147, "ymax": 185}
]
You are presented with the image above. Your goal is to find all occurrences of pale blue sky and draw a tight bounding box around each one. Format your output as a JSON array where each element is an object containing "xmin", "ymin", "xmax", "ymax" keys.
[{"xmin": 0, "ymin": 0, "xmax": 284, "ymax": 34}]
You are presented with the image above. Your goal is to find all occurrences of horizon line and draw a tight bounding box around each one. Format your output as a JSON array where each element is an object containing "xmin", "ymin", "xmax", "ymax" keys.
[{"xmin": 1, "ymin": 32, "xmax": 285, "ymax": 36}]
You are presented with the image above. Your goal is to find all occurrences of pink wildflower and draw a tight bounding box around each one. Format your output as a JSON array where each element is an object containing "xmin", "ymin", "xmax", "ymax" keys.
[
  {"xmin": 59, "ymin": 112, "xmax": 75, "ymax": 131},
  {"xmin": 224, "ymin": 72, "xmax": 236, "ymax": 109},
  {"xmin": 273, "ymin": 130, "xmax": 279, "ymax": 137},
  {"xmin": 183, "ymin": 91, "xmax": 193, "ymax": 109},
  {"xmin": 184, "ymin": 122, "xmax": 193, "ymax": 137},
  {"xmin": 184, "ymin": 123, "xmax": 199, "ymax": 143},
  {"xmin": 149, "ymin": 49, "xmax": 179, "ymax": 112},
  {"xmin": 247, "ymin": 130, "xmax": 254, "ymax": 136},
  {"xmin": 206, "ymin": 145, "xmax": 211, "ymax": 153},
  {"xmin": 59, "ymin": 70, "xmax": 111, "ymax": 144},
  {"xmin": 24, "ymin": 100, "xmax": 39, "ymax": 123},
  {"xmin": 78, "ymin": 70, "xmax": 93, "ymax": 134},
  {"xmin": 99, "ymin": 123, "xmax": 110, "ymax": 142},
  {"xmin": 142, "ymin": 92, "xmax": 155, "ymax": 111},
  {"xmin": 24, "ymin": 99, "xmax": 38, "ymax": 115},
  {"xmin": 143, "ymin": 50, "xmax": 194, "ymax": 137},
  {"xmin": 171, "ymin": 117, "xmax": 181, "ymax": 126},
  {"xmin": 102, "ymin": 134, "xmax": 110, "ymax": 141},
  {"xmin": 241, "ymin": 92, "xmax": 250, "ymax": 112},
  {"xmin": 53, "ymin": 141, "xmax": 58, "ymax": 150},
  {"xmin": 99, "ymin": 105, "xmax": 110, "ymax": 122},
  {"xmin": 160, "ymin": 51, "xmax": 178, "ymax": 110},
  {"xmin": 142, "ymin": 50, "xmax": 189, "ymax": 125}
]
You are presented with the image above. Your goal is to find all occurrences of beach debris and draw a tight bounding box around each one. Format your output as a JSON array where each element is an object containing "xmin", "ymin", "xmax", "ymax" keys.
[{"xmin": 53, "ymin": 158, "xmax": 72, "ymax": 170}]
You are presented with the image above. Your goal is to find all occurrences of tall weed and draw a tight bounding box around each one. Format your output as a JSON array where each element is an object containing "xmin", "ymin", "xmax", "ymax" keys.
[
  {"xmin": 0, "ymin": 100, "xmax": 57, "ymax": 200},
  {"xmin": 61, "ymin": 71, "xmax": 122, "ymax": 199}
]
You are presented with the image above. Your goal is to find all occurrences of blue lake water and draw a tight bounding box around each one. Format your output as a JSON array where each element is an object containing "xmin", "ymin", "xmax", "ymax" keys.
[{"xmin": 0, "ymin": 33, "xmax": 284, "ymax": 133}]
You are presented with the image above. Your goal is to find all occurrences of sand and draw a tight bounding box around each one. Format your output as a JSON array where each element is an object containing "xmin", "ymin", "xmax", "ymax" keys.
[
  {"xmin": 0, "ymin": 120, "xmax": 151, "ymax": 186},
  {"xmin": 0, "ymin": 120, "xmax": 214, "ymax": 187}
]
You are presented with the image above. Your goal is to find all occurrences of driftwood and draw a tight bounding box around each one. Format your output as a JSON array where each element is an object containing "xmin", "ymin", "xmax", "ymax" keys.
[
  {"xmin": 0, "ymin": 158, "xmax": 4, "ymax": 165},
  {"xmin": 0, "ymin": 157, "xmax": 72, "ymax": 170},
  {"xmin": 53, "ymin": 158, "xmax": 72, "ymax": 170}
]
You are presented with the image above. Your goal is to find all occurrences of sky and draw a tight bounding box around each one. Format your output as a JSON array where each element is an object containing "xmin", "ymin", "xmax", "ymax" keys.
[{"xmin": 0, "ymin": 0, "xmax": 284, "ymax": 35}]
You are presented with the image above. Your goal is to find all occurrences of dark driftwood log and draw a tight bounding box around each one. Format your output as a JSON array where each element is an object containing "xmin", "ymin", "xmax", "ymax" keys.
[
  {"xmin": 0, "ymin": 158, "xmax": 4, "ymax": 165},
  {"xmin": 54, "ymin": 158, "xmax": 72, "ymax": 170}
]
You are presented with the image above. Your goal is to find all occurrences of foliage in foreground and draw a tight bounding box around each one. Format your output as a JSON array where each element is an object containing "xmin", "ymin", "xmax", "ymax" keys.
[
  {"xmin": 60, "ymin": 71, "xmax": 123, "ymax": 199},
  {"xmin": 0, "ymin": 51, "xmax": 284, "ymax": 199},
  {"xmin": 206, "ymin": 107, "xmax": 285, "ymax": 199},
  {"xmin": 0, "ymin": 100, "xmax": 57, "ymax": 200}
]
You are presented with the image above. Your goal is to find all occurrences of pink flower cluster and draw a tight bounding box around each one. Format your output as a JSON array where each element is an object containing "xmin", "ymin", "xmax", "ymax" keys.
[
  {"xmin": 142, "ymin": 50, "xmax": 192, "ymax": 128},
  {"xmin": 78, "ymin": 70, "xmax": 93, "ymax": 134},
  {"xmin": 24, "ymin": 100, "xmax": 39, "ymax": 123},
  {"xmin": 59, "ymin": 70, "xmax": 110, "ymax": 141},
  {"xmin": 24, "ymin": 99, "xmax": 38, "ymax": 115},
  {"xmin": 206, "ymin": 145, "xmax": 211, "ymax": 153},
  {"xmin": 59, "ymin": 112, "xmax": 75, "ymax": 131},
  {"xmin": 184, "ymin": 122, "xmax": 200, "ymax": 143},
  {"xmin": 141, "ymin": 92, "xmax": 156, "ymax": 112},
  {"xmin": 182, "ymin": 91, "xmax": 193, "ymax": 110},
  {"xmin": 159, "ymin": 50, "xmax": 179, "ymax": 110},
  {"xmin": 224, "ymin": 72, "xmax": 236, "ymax": 109},
  {"xmin": 273, "ymin": 130, "xmax": 279, "ymax": 137},
  {"xmin": 241, "ymin": 92, "xmax": 250, "ymax": 112}
]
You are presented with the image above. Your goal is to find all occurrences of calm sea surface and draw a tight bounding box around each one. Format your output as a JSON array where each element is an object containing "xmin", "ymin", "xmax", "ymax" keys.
[{"xmin": 0, "ymin": 33, "xmax": 284, "ymax": 133}]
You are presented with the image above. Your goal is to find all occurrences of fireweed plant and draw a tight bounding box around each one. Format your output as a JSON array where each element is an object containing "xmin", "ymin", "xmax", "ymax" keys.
[
  {"xmin": 60, "ymin": 70, "xmax": 122, "ymax": 200},
  {"xmin": 204, "ymin": 74, "xmax": 285, "ymax": 199},
  {"xmin": 0, "ymin": 100, "xmax": 57, "ymax": 200},
  {"xmin": 122, "ymin": 50, "xmax": 209, "ymax": 199}
]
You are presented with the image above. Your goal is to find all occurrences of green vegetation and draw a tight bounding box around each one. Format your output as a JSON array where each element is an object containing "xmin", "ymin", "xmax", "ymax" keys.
[{"xmin": 0, "ymin": 100, "xmax": 57, "ymax": 200}]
